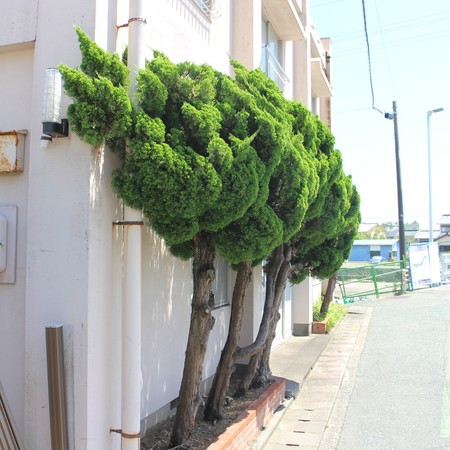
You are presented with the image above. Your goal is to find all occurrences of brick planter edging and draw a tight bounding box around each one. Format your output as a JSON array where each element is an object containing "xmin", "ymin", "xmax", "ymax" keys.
[
  {"xmin": 312, "ymin": 318, "xmax": 329, "ymax": 334},
  {"xmin": 207, "ymin": 376, "xmax": 286, "ymax": 450}
]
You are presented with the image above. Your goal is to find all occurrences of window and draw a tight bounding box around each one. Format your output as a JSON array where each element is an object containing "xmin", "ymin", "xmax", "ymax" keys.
[
  {"xmin": 212, "ymin": 256, "xmax": 229, "ymax": 309},
  {"xmin": 261, "ymin": 18, "xmax": 289, "ymax": 91}
]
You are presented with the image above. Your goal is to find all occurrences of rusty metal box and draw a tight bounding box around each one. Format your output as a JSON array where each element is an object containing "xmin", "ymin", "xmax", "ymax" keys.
[{"xmin": 0, "ymin": 130, "xmax": 27, "ymax": 173}]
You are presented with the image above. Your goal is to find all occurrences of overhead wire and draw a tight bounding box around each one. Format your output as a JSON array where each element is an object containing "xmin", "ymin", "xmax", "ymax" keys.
[
  {"xmin": 334, "ymin": 29, "xmax": 450, "ymax": 58},
  {"xmin": 374, "ymin": 0, "xmax": 395, "ymax": 99},
  {"xmin": 332, "ymin": 10, "xmax": 450, "ymax": 42},
  {"xmin": 361, "ymin": 0, "xmax": 384, "ymax": 115}
]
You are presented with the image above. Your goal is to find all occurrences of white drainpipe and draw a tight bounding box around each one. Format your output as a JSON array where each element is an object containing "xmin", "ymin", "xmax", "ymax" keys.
[
  {"xmin": 121, "ymin": 211, "xmax": 142, "ymax": 450},
  {"xmin": 121, "ymin": 0, "xmax": 146, "ymax": 449}
]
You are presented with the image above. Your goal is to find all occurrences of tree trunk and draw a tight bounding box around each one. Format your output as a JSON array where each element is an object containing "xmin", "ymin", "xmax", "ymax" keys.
[
  {"xmin": 320, "ymin": 274, "xmax": 337, "ymax": 316},
  {"xmin": 235, "ymin": 244, "xmax": 291, "ymax": 396},
  {"xmin": 203, "ymin": 261, "xmax": 253, "ymax": 423},
  {"xmin": 233, "ymin": 245, "xmax": 284, "ymax": 397},
  {"xmin": 170, "ymin": 232, "xmax": 216, "ymax": 447},
  {"xmin": 234, "ymin": 245, "xmax": 285, "ymax": 361},
  {"xmin": 254, "ymin": 310, "xmax": 280, "ymax": 385},
  {"xmin": 251, "ymin": 247, "xmax": 292, "ymax": 387}
]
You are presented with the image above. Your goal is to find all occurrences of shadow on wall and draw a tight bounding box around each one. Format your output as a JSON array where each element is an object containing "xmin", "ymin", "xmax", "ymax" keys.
[
  {"xmin": 140, "ymin": 227, "xmax": 192, "ymax": 414},
  {"xmin": 139, "ymin": 227, "xmax": 233, "ymax": 418},
  {"xmin": 168, "ymin": 0, "xmax": 211, "ymax": 42}
]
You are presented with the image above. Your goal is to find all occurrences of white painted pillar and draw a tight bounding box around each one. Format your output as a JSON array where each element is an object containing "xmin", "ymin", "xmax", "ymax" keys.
[
  {"xmin": 292, "ymin": 277, "xmax": 313, "ymax": 336},
  {"xmin": 231, "ymin": 0, "xmax": 262, "ymax": 69}
]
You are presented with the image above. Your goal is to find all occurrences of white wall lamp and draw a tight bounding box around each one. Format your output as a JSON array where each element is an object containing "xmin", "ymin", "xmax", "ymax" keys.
[{"xmin": 41, "ymin": 68, "xmax": 69, "ymax": 147}]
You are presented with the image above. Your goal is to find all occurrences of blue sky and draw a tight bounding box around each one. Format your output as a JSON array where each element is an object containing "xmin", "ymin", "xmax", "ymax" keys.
[{"xmin": 311, "ymin": 0, "xmax": 450, "ymax": 229}]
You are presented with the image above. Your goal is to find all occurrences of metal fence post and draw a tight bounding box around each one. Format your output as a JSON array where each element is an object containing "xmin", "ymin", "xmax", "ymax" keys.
[{"xmin": 371, "ymin": 266, "xmax": 379, "ymax": 298}]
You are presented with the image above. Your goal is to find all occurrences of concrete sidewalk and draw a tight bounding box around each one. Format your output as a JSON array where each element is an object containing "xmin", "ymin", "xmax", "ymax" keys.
[{"xmin": 253, "ymin": 305, "xmax": 373, "ymax": 449}]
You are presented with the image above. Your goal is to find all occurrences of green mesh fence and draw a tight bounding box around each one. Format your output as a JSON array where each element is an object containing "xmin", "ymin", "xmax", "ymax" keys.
[{"xmin": 337, "ymin": 260, "xmax": 408, "ymax": 302}]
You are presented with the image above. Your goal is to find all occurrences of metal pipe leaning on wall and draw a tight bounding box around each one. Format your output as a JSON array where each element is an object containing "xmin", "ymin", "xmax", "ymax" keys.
[{"xmin": 46, "ymin": 326, "xmax": 69, "ymax": 450}]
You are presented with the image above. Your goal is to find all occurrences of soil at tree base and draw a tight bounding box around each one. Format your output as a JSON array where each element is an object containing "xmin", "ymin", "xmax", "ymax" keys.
[{"xmin": 141, "ymin": 378, "xmax": 271, "ymax": 449}]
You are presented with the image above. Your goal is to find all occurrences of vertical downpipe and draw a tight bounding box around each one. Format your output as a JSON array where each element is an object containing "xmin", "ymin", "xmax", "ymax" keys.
[
  {"xmin": 122, "ymin": 1, "xmax": 146, "ymax": 449},
  {"xmin": 121, "ymin": 217, "xmax": 142, "ymax": 450}
]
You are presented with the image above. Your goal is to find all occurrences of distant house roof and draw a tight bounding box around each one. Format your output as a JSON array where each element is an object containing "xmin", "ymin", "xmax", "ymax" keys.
[
  {"xmin": 414, "ymin": 230, "xmax": 440, "ymax": 240},
  {"xmin": 386, "ymin": 228, "xmax": 398, "ymax": 239},
  {"xmin": 387, "ymin": 228, "xmax": 417, "ymax": 239},
  {"xmin": 439, "ymin": 214, "xmax": 450, "ymax": 226},
  {"xmin": 352, "ymin": 239, "xmax": 398, "ymax": 246},
  {"xmin": 436, "ymin": 232, "xmax": 450, "ymax": 242},
  {"xmin": 358, "ymin": 223, "xmax": 379, "ymax": 233}
]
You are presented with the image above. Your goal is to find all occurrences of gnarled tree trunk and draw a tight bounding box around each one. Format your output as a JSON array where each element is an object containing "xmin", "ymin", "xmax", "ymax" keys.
[
  {"xmin": 170, "ymin": 232, "xmax": 216, "ymax": 447},
  {"xmin": 203, "ymin": 260, "xmax": 253, "ymax": 423},
  {"xmin": 235, "ymin": 244, "xmax": 291, "ymax": 396},
  {"xmin": 250, "ymin": 246, "xmax": 292, "ymax": 387},
  {"xmin": 320, "ymin": 274, "xmax": 337, "ymax": 315}
]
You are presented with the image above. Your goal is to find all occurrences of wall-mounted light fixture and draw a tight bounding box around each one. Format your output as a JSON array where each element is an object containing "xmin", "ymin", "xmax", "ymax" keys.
[{"xmin": 41, "ymin": 68, "xmax": 69, "ymax": 147}]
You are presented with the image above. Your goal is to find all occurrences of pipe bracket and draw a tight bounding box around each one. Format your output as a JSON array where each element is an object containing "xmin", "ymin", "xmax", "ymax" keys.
[{"xmin": 110, "ymin": 428, "xmax": 140, "ymax": 439}]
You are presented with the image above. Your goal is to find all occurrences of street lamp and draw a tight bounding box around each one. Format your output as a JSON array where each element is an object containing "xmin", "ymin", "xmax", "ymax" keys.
[{"xmin": 427, "ymin": 107, "xmax": 444, "ymax": 244}]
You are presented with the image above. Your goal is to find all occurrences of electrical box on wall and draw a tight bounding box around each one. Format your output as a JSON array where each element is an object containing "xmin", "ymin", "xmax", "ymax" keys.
[
  {"xmin": 0, "ymin": 206, "xmax": 17, "ymax": 284},
  {"xmin": 0, "ymin": 130, "xmax": 27, "ymax": 173}
]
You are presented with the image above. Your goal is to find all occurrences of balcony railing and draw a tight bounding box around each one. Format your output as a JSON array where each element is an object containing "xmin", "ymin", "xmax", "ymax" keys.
[
  {"xmin": 193, "ymin": 0, "xmax": 221, "ymax": 19},
  {"xmin": 262, "ymin": 45, "xmax": 290, "ymax": 92}
]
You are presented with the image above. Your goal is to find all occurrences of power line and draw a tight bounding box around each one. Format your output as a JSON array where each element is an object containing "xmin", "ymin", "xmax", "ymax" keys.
[
  {"xmin": 332, "ymin": 10, "xmax": 450, "ymax": 42},
  {"xmin": 374, "ymin": 0, "xmax": 396, "ymax": 100},
  {"xmin": 311, "ymin": 0, "xmax": 345, "ymax": 8},
  {"xmin": 334, "ymin": 29, "xmax": 450, "ymax": 58},
  {"xmin": 361, "ymin": 0, "xmax": 384, "ymax": 115}
]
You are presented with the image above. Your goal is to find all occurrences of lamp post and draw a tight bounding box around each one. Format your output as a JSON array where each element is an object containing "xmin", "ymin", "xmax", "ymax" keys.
[{"xmin": 427, "ymin": 107, "xmax": 444, "ymax": 244}]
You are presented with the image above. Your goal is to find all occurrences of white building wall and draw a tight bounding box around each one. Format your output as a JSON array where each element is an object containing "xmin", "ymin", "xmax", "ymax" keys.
[
  {"xmin": 22, "ymin": 0, "xmax": 103, "ymax": 447},
  {"xmin": 0, "ymin": 46, "xmax": 34, "ymax": 438},
  {"xmin": 0, "ymin": 0, "xmax": 38, "ymax": 46}
]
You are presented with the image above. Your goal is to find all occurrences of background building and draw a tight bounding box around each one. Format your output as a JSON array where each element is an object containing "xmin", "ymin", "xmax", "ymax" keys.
[{"xmin": 0, "ymin": 1, "xmax": 332, "ymax": 448}]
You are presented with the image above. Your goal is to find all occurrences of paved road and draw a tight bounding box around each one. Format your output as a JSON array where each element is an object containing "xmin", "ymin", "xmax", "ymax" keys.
[{"xmin": 335, "ymin": 286, "xmax": 450, "ymax": 450}]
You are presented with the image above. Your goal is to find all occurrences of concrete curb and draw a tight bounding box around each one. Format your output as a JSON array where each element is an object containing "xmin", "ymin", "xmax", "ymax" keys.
[{"xmin": 254, "ymin": 306, "xmax": 373, "ymax": 449}]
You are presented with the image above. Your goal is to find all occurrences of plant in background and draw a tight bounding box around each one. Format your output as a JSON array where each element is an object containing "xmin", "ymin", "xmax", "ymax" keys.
[{"xmin": 313, "ymin": 299, "xmax": 348, "ymax": 332}]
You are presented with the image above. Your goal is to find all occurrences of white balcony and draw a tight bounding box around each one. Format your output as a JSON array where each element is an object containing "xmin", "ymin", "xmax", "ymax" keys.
[
  {"xmin": 311, "ymin": 58, "xmax": 332, "ymax": 98},
  {"xmin": 262, "ymin": 0, "xmax": 306, "ymax": 41}
]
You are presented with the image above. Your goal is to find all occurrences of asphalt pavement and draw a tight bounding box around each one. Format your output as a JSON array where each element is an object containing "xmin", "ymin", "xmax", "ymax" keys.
[{"xmin": 254, "ymin": 285, "xmax": 450, "ymax": 450}]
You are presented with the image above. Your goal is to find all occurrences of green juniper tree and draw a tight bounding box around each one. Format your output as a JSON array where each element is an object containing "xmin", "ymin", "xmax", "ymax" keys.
[
  {"xmin": 60, "ymin": 28, "xmax": 296, "ymax": 446},
  {"xmin": 235, "ymin": 115, "xmax": 358, "ymax": 394},
  {"xmin": 203, "ymin": 70, "xmax": 318, "ymax": 423},
  {"xmin": 301, "ymin": 178, "xmax": 361, "ymax": 316}
]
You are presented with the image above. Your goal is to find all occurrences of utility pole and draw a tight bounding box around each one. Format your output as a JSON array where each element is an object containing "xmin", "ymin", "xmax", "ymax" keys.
[
  {"xmin": 385, "ymin": 101, "xmax": 405, "ymax": 261},
  {"xmin": 427, "ymin": 107, "xmax": 444, "ymax": 244}
]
